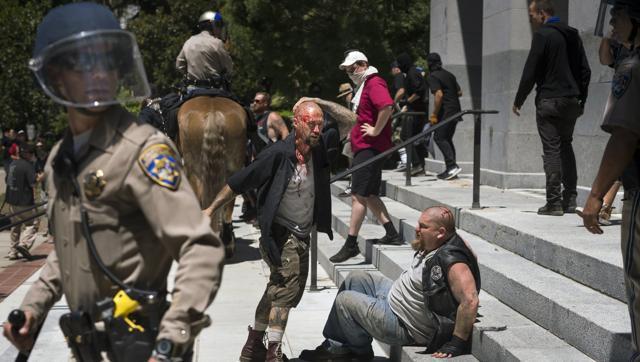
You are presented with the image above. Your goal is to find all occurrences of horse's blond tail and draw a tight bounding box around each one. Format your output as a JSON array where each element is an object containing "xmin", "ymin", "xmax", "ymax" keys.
[{"xmin": 202, "ymin": 111, "xmax": 226, "ymax": 218}]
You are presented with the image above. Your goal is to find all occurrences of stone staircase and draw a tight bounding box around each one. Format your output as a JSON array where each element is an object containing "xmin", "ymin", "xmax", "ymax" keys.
[{"xmin": 317, "ymin": 171, "xmax": 631, "ymax": 362}]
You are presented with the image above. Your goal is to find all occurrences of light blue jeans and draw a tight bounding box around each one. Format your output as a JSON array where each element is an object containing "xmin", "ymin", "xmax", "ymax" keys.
[{"xmin": 322, "ymin": 270, "xmax": 414, "ymax": 355}]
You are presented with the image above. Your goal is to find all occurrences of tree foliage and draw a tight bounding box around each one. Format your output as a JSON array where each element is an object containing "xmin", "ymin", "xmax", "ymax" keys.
[
  {"xmin": 1, "ymin": 0, "xmax": 429, "ymax": 133},
  {"xmin": 224, "ymin": 0, "xmax": 430, "ymax": 104}
]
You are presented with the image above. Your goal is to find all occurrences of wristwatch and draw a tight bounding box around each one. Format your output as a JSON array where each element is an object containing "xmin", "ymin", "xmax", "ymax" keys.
[{"xmin": 152, "ymin": 339, "xmax": 174, "ymax": 361}]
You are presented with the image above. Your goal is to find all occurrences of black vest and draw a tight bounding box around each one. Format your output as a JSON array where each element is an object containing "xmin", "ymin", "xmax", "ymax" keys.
[{"xmin": 422, "ymin": 233, "xmax": 481, "ymax": 351}]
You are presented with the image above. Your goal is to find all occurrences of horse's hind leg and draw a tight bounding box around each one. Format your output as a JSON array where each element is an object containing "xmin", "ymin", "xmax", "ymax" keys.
[{"xmin": 221, "ymin": 200, "xmax": 236, "ymax": 258}]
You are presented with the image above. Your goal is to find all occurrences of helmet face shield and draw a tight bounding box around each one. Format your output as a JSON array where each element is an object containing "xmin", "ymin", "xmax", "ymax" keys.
[{"xmin": 29, "ymin": 30, "xmax": 150, "ymax": 108}]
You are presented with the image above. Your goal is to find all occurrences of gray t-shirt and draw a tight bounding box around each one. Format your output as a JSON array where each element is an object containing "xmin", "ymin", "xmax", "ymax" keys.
[
  {"xmin": 388, "ymin": 249, "xmax": 439, "ymax": 345},
  {"xmin": 274, "ymin": 159, "xmax": 314, "ymax": 238}
]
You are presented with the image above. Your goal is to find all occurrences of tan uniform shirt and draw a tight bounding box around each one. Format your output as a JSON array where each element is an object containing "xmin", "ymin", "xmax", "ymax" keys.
[
  {"xmin": 176, "ymin": 31, "xmax": 233, "ymax": 81},
  {"xmin": 602, "ymin": 51, "xmax": 640, "ymax": 136},
  {"xmin": 20, "ymin": 106, "xmax": 224, "ymax": 350}
]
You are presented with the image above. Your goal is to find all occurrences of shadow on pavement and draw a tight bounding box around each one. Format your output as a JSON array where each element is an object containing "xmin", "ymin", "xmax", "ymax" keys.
[
  {"xmin": 224, "ymin": 237, "xmax": 262, "ymax": 265},
  {"xmin": 290, "ymin": 357, "xmax": 389, "ymax": 362}
]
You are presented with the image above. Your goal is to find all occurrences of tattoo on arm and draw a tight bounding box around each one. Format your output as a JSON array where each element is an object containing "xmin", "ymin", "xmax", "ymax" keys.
[
  {"xmin": 314, "ymin": 99, "xmax": 357, "ymax": 124},
  {"xmin": 268, "ymin": 306, "xmax": 290, "ymax": 330}
]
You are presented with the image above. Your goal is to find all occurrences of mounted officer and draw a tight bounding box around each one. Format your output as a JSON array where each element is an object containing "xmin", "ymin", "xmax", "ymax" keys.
[
  {"xmin": 2, "ymin": 3, "xmax": 225, "ymax": 361},
  {"xmin": 176, "ymin": 11, "xmax": 233, "ymax": 92}
]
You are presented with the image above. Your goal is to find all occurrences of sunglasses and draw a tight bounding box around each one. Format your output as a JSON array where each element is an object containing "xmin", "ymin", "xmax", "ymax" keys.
[
  {"xmin": 57, "ymin": 52, "xmax": 120, "ymax": 72},
  {"xmin": 252, "ymin": 99, "xmax": 263, "ymax": 104}
]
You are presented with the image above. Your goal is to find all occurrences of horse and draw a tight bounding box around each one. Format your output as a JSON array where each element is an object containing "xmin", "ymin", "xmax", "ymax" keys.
[{"xmin": 177, "ymin": 96, "xmax": 247, "ymax": 258}]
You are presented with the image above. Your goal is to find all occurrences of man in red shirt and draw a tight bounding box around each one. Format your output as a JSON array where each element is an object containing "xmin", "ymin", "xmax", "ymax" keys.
[{"xmin": 330, "ymin": 51, "xmax": 403, "ymax": 263}]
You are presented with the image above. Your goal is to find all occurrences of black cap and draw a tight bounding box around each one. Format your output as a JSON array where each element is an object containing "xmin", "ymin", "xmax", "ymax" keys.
[{"xmin": 427, "ymin": 53, "xmax": 442, "ymax": 64}]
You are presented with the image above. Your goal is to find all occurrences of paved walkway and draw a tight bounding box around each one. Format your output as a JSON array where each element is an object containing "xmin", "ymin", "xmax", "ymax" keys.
[{"xmin": 0, "ymin": 201, "xmax": 390, "ymax": 361}]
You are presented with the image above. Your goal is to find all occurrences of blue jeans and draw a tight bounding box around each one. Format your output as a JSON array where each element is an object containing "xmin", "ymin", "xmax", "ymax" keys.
[{"xmin": 322, "ymin": 271, "xmax": 414, "ymax": 355}]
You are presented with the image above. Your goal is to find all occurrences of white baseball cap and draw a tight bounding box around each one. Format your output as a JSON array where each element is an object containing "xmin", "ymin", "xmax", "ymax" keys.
[{"xmin": 339, "ymin": 51, "xmax": 368, "ymax": 70}]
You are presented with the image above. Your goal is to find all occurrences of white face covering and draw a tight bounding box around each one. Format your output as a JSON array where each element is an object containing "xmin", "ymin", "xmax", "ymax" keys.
[{"xmin": 348, "ymin": 69, "xmax": 367, "ymax": 86}]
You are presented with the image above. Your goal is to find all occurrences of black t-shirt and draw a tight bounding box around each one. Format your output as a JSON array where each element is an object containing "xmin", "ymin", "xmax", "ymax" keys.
[
  {"xmin": 2, "ymin": 137, "xmax": 12, "ymax": 163},
  {"xmin": 404, "ymin": 67, "xmax": 428, "ymax": 110},
  {"xmin": 5, "ymin": 159, "xmax": 35, "ymax": 206},
  {"xmin": 428, "ymin": 68, "xmax": 462, "ymax": 116},
  {"xmin": 391, "ymin": 73, "xmax": 405, "ymax": 99}
]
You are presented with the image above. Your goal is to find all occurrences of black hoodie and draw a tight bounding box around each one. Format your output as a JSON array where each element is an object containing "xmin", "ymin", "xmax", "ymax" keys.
[{"xmin": 514, "ymin": 21, "xmax": 591, "ymax": 108}]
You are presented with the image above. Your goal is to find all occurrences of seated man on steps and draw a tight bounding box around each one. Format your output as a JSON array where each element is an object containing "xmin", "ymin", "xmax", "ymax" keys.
[{"xmin": 300, "ymin": 206, "xmax": 480, "ymax": 361}]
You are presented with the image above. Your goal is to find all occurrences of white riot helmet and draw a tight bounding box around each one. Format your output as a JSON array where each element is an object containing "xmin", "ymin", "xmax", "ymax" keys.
[{"xmin": 198, "ymin": 11, "xmax": 227, "ymax": 41}]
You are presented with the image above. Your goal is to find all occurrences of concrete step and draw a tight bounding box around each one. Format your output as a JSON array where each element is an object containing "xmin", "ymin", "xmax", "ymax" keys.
[
  {"xmin": 331, "ymin": 173, "xmax": 626, "ymax": 304},
  {"xmin": 316, "ymin": 220, "xmax": 593, "ymax": 362},
  {"xmin": 328, "ymin": 193, "xmax": 629, "ymax": 361}
]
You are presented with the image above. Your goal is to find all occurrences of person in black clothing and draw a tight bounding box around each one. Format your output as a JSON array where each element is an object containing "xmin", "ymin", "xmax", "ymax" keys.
[
  {"xmin": 204, "ymin": 101, "xmax": 333, "ymax": 362},
  {"xmin": 396, "ymin": 53, "xmax": 428, "ymax": 175},
  {"xmin": 427, "ymin": 53, "xmax": 464, "ymax": 180},
  {"xmin": 2, "ymin": 128, "xmax": 15, "ymax": 178},
  {"xmin": 5, "ymin": 144, "xmax": 37, "ymax": 260},
  {"xmin": 513, "ymin": 0, "xmax": 591, "ymax": 216},
  {"xmin": 390, "ymin": 61, "xmax": 406, "ymax": 106}
]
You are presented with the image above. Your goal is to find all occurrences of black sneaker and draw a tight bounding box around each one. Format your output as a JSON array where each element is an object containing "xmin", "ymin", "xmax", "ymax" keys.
[
  {"xmin": 437, "ymin": 166, "xmax": 461, "ymax": 180},
  {"xmin": 299, "ymin": 345, "xmax": 374, "ymax": 362},
  {"xmin": 377, "ymin": 234, "xmax": 404, "ymax": 245},
  {"xmin": 329, "ymin": 244, "xmax": 360, "ymax": 263},
  {"xmin": 299, "ymin": 345, "xmax": 353, "ymax": 362},
  {"xmin": 15, "ymin": 245, "xmax": 32, "ymax": 261}
]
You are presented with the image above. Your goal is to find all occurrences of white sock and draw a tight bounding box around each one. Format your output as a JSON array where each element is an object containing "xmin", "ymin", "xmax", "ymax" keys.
[
  {"xmin": 267, "ymin": 329, "xmax": 284, "ymax": 343},
  {"xmin": 399, "ymin": 148, "xmax": 407, "ymax": 163}
]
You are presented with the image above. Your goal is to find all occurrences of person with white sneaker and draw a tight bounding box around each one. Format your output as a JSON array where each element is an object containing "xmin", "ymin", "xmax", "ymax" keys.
[{"xmin": 426, "ymin": 53, "xmax": 463, "ymax": 180}]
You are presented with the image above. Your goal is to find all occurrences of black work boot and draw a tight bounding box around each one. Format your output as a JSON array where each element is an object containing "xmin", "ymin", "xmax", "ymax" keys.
[
  {"xmin": 329, "ymin": 243, "xmax": 360, "ymax": 263},
  {"xmin": 266, "ymin": 342, "xmax": 286, "ymax": 362},
  {"xmin": 539, "ymin": 171, "xmax": 563, "ymax": 216},
  {"xmin": 537, "ymin": 203, "xmax": 564, "ymax": 216},
  {"xmin": 239, "ymin": 326, "xmax": 267, "ymax": 362},
  {"xmin": 562, "ymin": 192, "xmax": 577, "ymax": 213}
]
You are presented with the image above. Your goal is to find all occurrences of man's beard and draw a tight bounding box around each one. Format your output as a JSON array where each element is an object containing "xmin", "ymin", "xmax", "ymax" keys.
[
  {"xmin": 307, "ymin": 134, "xmax": 320, "ymax": 147},
  {"xmin": 410, "ymin": 239, "xmax": 423, "ymax": 251}
]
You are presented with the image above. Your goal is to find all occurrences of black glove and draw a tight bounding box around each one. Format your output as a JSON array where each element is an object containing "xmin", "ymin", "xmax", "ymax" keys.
[{"xmin": 435, "ymin": 335, "xmax": 470, "ymax": 357}]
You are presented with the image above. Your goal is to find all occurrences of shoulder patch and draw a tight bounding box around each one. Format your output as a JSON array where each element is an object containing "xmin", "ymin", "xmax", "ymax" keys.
[
  {"xmin": 612, "ymin": 67, "xmax": 632, "ymax": 99},
  {"xmin": 138, "ymin": 144, "xmax": 181, "ymax": 190}
]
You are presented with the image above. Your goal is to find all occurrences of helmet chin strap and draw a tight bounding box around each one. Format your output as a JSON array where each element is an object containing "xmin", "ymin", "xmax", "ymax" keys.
[{"xmin": 75, "ymin": 105, "xmax": 112, "ymax": 117}]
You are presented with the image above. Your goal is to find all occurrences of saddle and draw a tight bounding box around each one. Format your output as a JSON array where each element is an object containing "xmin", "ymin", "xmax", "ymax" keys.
[{"xmin": 139, "ymin": 86, "xmax": 255, "ymax": 143}]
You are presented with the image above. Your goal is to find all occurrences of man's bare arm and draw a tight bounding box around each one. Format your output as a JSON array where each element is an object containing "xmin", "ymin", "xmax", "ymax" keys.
[
  {"xmin": 203, "ymin": 184, "xmax": 236, "ymax": 217},
  {"xmin": 294, "ymin": 97, "xmax": 356, "ymax": 124},
  {"xmin": 372, "ymin": 106, "xmax": 393, "ymax": 136},
  {"xmin": 267, "ymin": 112, "xmax": 289, "ymax": 141},
  {"xmin": 448, "ymin": 262, "xmax": 479, "ymax": 341},
  {"xmin": 432, "ymin": 90, "xmax": 444, "ymax": 116},
  {"xmin": 394, "ymin": 88, "xmax": 406, "ymax": 103}
]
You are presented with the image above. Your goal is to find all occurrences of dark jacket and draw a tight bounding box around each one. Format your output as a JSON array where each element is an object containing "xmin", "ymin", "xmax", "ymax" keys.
[
  {"xmin": 422, "ymin": 233, "xmax": 481, "ymax": 351},
  {"xmin": 397, "ymin": 53, "xmax": 428, "ymax": 110},
  {"xmin": 514, "ymin": 21, "xmax": 591, "ymax": 108},
  {"xmin": 227, "ymin": 133, "xmax": 333, "ymax": 266}
]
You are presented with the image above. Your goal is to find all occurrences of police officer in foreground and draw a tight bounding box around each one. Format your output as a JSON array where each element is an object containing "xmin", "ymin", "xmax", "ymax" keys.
[
  {"xmin": 581, "ymin": 0, "xmax": 640, "ymax": 359},
  {"xmin": 2, "ymin": 3, "xmax": 224, "ymax": 361}
]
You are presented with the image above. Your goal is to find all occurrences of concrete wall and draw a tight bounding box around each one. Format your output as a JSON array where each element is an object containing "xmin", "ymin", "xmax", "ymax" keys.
[
  {"xmin": 428, "ymin": 0, "xmax": 483, "ymax": 174},
  {"xmin": 429, "ymin": 0, "xmax": 613, "ymax": 196}
]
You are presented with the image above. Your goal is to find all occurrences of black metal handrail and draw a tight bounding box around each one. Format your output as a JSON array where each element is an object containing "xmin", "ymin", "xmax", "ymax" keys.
[
  {"xmin": 309, "ymin": 108, "xmax": 498, "ymax": 292},
  {"xmin": 330, "ymin": 109, "xmax": 497, "ymax": 184}
]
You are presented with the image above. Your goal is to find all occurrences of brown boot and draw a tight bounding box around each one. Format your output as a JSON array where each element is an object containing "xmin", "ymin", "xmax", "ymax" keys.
[
  {"xmin": 266, "ymin": 341, "xmax": 286, "ymax": 362},
  {"xmin": 239, "ymin": 326, "xmax": 267, "ymax": 362}
]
